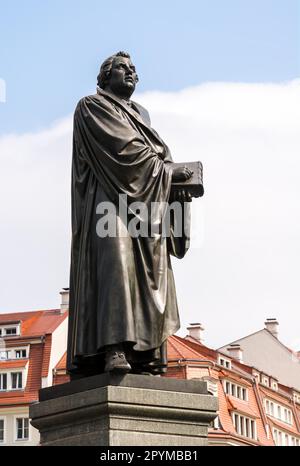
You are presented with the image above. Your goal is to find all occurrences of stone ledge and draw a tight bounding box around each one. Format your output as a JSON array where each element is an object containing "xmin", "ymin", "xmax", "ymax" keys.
[
  {"xmin": 39, "ymin": 373, "xmax": 208, "ymax": 401},
  {"xmin": 30, "ymin": 375, "xmax": 218, "ymax": 446}
]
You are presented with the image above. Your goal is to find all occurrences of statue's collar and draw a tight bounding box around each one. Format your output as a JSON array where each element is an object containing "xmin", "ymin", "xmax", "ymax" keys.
[{"xmin": 97, "ymin": 88, "xmax": 148, "ymax": 127}]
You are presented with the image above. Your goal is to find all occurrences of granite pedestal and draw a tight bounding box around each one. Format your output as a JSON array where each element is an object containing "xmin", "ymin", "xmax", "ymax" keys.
[{"xmin": 30, "ymin": 373, "xmax": 218, "ymax": 446}]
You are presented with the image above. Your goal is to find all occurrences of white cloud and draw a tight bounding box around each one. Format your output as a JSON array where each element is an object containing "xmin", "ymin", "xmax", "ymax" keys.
[
  {"xmin": 0, "ymin": 78, "xmax": 6, "ymax": 103},
  {"xmin": 1, "ymin": 80, "xmax": 300, "ymax": 351}
]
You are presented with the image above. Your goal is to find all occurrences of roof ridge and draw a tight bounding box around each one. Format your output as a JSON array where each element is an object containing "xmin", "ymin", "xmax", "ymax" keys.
[{"xmin": 171, "ymin": 335, "xmax": 211, "ymax": 359}]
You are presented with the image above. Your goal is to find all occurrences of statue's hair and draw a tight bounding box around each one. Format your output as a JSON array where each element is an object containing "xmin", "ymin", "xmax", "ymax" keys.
[{"xmin": 97, "ymin": 51, "xmax": 139, "ymax": 89}]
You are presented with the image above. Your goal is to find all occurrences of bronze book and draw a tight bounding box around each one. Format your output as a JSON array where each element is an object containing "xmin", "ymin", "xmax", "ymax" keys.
[{"xmin": 171, "ymin": 161, "xmax": 204, "ymax": 198}]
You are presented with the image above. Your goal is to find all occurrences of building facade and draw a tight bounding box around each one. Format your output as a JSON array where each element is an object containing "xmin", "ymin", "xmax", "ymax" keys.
[
  {"xmin": 0, "ymin": 291, "xmax": 68, "ymax": 446},
  {"xmin": 1, "ymin": 297, "xmax": 299, "ymax": 447},
  {"xmin": 166, "ymin": 322, "xmax": 300, "ymax": 446}
]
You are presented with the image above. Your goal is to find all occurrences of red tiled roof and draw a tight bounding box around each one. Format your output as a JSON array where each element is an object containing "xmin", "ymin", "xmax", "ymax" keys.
[
  {"xmin": 0, "ymin": 342, "xmax": 44, "ymax": 406},
  {"xmin": 53, "ymin": 352, "xmax": 69, "ymax": 385},
  {"xmin": 260, "ymin": 385, "xmax": 294, "ymax": 406},
  {"xmin": 55, "ymin": 352, "xmax": 67, "ymax": 370},
  {"xmin": 0, "ymin": 309, "xmax": 67, "ymax": 337},
  {"xmin": 166, "ymin": 335, "xmax": 275, "ymax": 446},
  {"xmin": 0, "ymin": 359, "xmax": 28, "ymax": 369},
  {"xmin": 168, "ymin": 336, "xmax": 211, "ymax": 360},
  {"xmin": 226, "ymin": 395, "xmax": 260, "ymax": 418},
  {"xmin": 268, "ymin": 417, "xmax": 300, "ymax": 436},
  {"xmin": 0, "ymin": 310, "xmax": 67, "ymax": 407},
  {"xmin": 220, "ymin": 370, "xmax": 252, "ymax": 387}
]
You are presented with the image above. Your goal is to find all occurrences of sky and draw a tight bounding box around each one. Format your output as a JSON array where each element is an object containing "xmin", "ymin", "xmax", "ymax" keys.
[{"xmin": 0, "ymin": 1, "xmax": 300, "ymax": 351}]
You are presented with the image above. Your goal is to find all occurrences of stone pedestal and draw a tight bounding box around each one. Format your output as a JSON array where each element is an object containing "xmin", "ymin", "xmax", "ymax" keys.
[{"xmin": 30, "ymin": 373, "xmax": 218, "ymax": 446}]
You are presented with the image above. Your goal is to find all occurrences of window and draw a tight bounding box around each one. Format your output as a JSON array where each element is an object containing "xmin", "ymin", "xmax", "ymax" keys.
[
  {"xmin": 5, "ymin": 327, "xmax": 17, "ymax": 335},
  {"xmin": 232, "ymin": 412, "xmax": 256, "ymax": 440},
  {"xmin": 11, "ymin": 372, "xmax": 22, "ymax": 390},
  {"xmin": 218, "ymin": 357, "xmax": 231, "ymax": 369},
  {"xmin": 16, "ymin": 418, "xmax": 29, "ymax": 441},
  {"xmin": 15, "ymin": 349, "xmax": 27, "ymax": 359},
  {"xmin": 0, "ymin": 348, "xmax": 27, "ymax": 360},
  {"xmin": 262, "ymin": 377, "xmax": 269, "ymax": 387},
  {"xmin": 271, "ymin": 381, "xmax": 278, "ymax": 391},
  {"xmin": 0, "ymin": 324, "xmax": 20, "ymax": 337},
  {"xmin": 0, "ymin": 419, "xmax": 4, "ymax": 443},
  {"xmin": 293, "ymin": 393, "xmax": 300, "ymax": 404},
  {"xmin": 266, "ymin": 399, "xmax": 292, "ymax": 425},
  {"xmin": 224, "ymin": 380, "xmax": 248, "ymax": 401},
  {"xmin": 0, "ymin": 351, "xmax": 10, "ymax": 360},
  {"xmin": 0, "ymin": 373, "xmax": 7, "ymax": 391},
  {"xmin": 273, "ymin": 428, "xmax": 300, "ymax": 447}
]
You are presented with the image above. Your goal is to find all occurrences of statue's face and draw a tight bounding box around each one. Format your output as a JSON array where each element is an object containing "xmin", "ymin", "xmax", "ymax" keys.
[{"xmin": 107, "ymin": 56, "xmax": 137, "ymax": 97}]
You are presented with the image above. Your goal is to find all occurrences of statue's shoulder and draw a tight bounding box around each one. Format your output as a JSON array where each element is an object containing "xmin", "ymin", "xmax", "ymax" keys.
[
  {"xmin": 76, "ymin": 93, "xmax": 107, "ymax": 107},
  {"xmin": 74, "ymin": 94, "xmax": 113, "ymax": 117}
]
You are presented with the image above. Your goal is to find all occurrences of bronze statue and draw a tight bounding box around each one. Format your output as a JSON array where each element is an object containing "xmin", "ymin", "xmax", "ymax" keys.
[{"xmin": 67, "ymin": 52, "xmax": 196, "ymax": 378}]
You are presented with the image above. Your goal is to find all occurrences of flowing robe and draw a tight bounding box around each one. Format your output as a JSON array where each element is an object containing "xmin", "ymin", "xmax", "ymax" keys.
[{"xmin": 67, "ymin": 89, "xmax": 190, "ymax": 376}]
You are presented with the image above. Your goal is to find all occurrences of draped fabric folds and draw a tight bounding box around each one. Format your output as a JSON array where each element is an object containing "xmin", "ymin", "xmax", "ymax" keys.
[{"xmin": 67, "ymin": 89, "xmax": 190, "ymax": 375}]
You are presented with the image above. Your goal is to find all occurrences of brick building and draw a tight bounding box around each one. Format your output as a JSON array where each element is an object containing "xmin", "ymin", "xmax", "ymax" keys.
[
  {"xmin": 1, "ymin": 293, "xmax": 299, "ymax": 446},
  {"xmin": 0, "ymin": 291, "xmax": 68, "ymax": 446},
  {"xmin": 166, "ymin": 323, "xmax": 300, "ymax": 446}
]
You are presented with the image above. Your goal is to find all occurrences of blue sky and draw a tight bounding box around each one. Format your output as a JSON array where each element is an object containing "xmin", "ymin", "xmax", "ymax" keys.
[
  {"xmin": 0, "ymin": 0, "xmax": 299, "ymax": 135},
  {"xmin": 0, "ymin": 2, "xmax": 300, "ymax": 349}
]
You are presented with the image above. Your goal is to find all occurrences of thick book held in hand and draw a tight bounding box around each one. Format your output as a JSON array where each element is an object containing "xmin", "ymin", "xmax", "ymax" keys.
[{"xmin": 171, "ymin": 161, "xmax": 204, "ymax": 198}]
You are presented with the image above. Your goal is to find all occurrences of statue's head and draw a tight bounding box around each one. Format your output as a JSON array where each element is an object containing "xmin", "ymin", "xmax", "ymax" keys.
[{"xmin": 97, "ymin": 51, "xmax": 139, "ymax": 99}]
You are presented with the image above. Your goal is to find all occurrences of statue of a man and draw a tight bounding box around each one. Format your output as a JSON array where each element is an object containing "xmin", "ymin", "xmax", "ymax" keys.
[{"xmin": 67, "ymin": 52, "xmax": 193, "ymax": 378}]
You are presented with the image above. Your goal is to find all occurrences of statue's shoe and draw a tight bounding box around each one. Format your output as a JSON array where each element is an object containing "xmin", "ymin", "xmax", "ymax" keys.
[{"xmin": 104, "ymin": 350, "xmax": 132, "ymax": 373}]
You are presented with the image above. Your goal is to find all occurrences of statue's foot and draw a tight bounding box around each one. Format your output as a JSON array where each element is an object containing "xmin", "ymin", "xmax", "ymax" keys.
[{"xmin": 104, "ymin": 350, "xmax": 131, "ymax": 373}]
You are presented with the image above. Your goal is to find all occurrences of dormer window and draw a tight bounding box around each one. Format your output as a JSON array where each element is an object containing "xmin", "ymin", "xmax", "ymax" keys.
[
  {"xmin": 223, "ymin": 380, "xmax": 248, "ymax": 401},
  {"xmin": 262, "ymin": 376, "xmax": 269, "ymax": 387},
  {"xmin": 293, "ymin": 392, "xmax": 300, "ymax": 404},
  {"xmin": 0, "ymin": 324, "xmax": 21, "ymax": 337},
  {"xmin": 0, "ymin": 347, "xmax": 28, "ymax": 360},
  {"xmin": 218, "ymin": 356, "xmax": 231, "ymax": 369},
  {"xmin": 232, "ymin": 412, "xmax": 257, "ymax": 440},
  {"xmin": 5, "ymin": 328, "xmax": 17, "ymax": 335},
  {"xmin": 15, "ymin": 349, "xmax": 27, "ymax": 359},
  {"xmin": 265, "ymin": 399, "xmax": 292, "ymax": 425},
  {"xmin": 271, "ymin": 381, "xmax": 278, "ymax": 391}
]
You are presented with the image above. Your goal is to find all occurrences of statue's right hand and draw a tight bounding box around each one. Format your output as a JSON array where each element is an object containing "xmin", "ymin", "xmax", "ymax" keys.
[{"xmin": 172, "ymin": 166, "xmax": 193, "ymax": 183}]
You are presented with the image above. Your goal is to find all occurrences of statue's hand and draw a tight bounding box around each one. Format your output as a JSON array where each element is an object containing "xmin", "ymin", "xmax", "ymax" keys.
[
  {"xmin": 171, "ymin": 189, "xmax": 192, "ymax": 203},
  {"xmin": 172, "ymin": 166, "xmax": 193, "ymax": 182}
]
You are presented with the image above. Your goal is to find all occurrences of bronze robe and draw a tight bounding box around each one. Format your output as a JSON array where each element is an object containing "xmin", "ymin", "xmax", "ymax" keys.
[{"xmin": 67, "ymin": 89, "xmax": 190, "ymax": 376}]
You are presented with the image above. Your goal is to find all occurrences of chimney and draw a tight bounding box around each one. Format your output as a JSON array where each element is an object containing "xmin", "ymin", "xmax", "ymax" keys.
[
  {"xmin": 60, "ymin": 288, "xmax": 69, "ymax": 313},
  {"xmin": 187, "ymin": 323, "xmax": 205, "ymax": 343},
  {"xmin": 227, "ymin": 344, "xmax": 243, "ymax": 363},
  {"xmin": 265, "ymin": 318, "xmax": 279, "ymax": 339}
]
